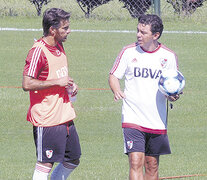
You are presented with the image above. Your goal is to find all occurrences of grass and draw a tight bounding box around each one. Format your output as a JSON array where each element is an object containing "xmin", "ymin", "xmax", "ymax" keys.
[{"xmin": 0, "ymin": 5, "xmax": 207, "ymax": 180}]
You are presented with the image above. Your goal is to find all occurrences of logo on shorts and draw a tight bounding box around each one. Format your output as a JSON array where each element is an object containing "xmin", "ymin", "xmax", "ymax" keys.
[
  {"xmin": 127, "ymin": 140, "xmax": 133, "ymax": 149},
  {"xmin": 46, "ymin": 150, "xmax": 53, "ymax": 159}
]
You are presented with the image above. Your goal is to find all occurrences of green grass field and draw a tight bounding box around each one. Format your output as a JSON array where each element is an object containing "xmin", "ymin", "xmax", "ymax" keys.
[{"xmin": 0, "ymin": 12, "xmax": 207, "ymax": 180}]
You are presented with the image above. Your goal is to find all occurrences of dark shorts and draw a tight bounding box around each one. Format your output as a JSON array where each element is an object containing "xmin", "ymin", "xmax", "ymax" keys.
[
  {"xmin": 33, "ymin": 121, "xmax": 81, "ymax": 163},
  {"xmin": 123, "ymin": 128, "xmax": 171, "ymax": 156}
]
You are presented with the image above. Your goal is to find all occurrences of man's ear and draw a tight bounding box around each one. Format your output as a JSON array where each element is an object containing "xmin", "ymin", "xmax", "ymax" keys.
[
  {"xmin": 153, "ymin": 32, "xmax": 160, "ymax": 40},
  {"xmin": 49, "ymin": 26, "xmax": 56, "ymax": 36}
]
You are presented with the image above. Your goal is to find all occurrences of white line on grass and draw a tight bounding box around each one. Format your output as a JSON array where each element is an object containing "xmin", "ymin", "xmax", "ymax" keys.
[
  {"xmin": 0, "ymin": 27, "xmax": 207, "ymax": 34},
  {"xmin": 0, "ymin": 27, "xmax": 42, "ymax": 31}
]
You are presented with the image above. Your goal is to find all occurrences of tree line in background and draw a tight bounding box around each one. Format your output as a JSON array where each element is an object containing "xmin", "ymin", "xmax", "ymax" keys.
[
  {"xmin": 29, "ymin": 0, "xmax": 51, "ymax": 16},
  {"xmin": 167, "ymin": 0, "xmax": 206, "ymax": 15},
  {"xmin": 29, "ymin": 0, "xmax": 207, "ymax": 17}
]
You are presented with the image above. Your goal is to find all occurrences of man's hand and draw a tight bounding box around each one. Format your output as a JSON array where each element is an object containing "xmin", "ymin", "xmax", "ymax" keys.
[
  {"xmin": 166, "ymin": 92, "xmax": 183, "ymax": 102},
  {"xmin": 57, "ymin": 76, "xmax": 73, "ymax": 87},
  {"xmin": 71, "ymin": 83, "xmax": 78, "ymax": 96},
  {"xmin": 114, "ymin": 90, "xmax": 126, "ymax": 101},
  {"xmin": 109, "ymin": 74, "xmax": 126, "ymax": 102},
  {"xmin": 66, "ymin": 82, "xmax": 78, "ymax": 97}
]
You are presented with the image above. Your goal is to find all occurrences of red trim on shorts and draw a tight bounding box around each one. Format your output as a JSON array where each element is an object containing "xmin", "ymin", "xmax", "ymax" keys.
[
  {"xmin": 122, "ymin": 123, "xmax": 167, "ymax": 134},
  {"xmin": 66, "ymin": 120, "xmax": 74, "ymax": 135},
  {"xmin": 67, "ymin": 124, "xmax": 69, "ymax": 135}
]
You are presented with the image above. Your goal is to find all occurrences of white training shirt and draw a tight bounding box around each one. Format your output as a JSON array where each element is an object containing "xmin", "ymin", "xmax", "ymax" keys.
[{"xmin": 110, "ymin": 42, "xmax": 178, "ymax": 134}]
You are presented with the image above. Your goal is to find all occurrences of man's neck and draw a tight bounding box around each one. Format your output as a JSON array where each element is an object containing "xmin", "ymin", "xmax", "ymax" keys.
[
  {"xmin": 43, "ymin": 36, "xmax": 57, "ymax": 47},
  {"xmin": 141, "ymin": 41, "xmax": 160, "ymax": 52}
]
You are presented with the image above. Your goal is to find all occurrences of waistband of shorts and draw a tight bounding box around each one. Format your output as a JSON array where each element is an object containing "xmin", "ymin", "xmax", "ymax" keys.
[{"xmin": 67, "ymin": 120, "xmax": 74, "ymax": 126}]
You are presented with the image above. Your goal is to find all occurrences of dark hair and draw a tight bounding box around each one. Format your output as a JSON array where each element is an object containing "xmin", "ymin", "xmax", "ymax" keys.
[
  {"xmin": 42, "ymin": 8, "xmax": 71, "ymax": 36},
  {"xmin": 138, "ymin": 14, "xmax": 163, "ymax": 39}
]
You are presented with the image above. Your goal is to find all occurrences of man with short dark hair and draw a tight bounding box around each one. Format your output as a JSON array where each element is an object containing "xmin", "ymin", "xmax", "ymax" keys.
[
  {"xmin": 109, "ymin": 14, "xmax": 181, "ymax": 180},
  {"xmin": 22, "ymin": 8, "xmax": 81, "ymax": 180}
]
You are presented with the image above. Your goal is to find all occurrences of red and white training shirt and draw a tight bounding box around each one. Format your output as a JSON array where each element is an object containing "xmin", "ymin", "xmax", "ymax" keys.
[
  {"xmin": 110, "ymin": 42, "xmax": 178, "ymax": 134},
  {"xmin": 23, "ymin": 39, "xmax": 76, "ymax": 127}
]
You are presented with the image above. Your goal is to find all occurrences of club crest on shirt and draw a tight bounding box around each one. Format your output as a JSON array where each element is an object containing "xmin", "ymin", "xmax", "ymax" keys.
[
  {"xmin": 46, "ymin": 150, "xmax": 53, "ymax": 159},
  {"xmin": 160, "ymin": 58, "xmax": 168, "ymax": 68},
  {"xmin": 127, "ymin": 140, "xmax": 133, "ymax": 149},
  {"xmin": 56, "ymin": 50, "xmax": 61, "ymax": 56}
]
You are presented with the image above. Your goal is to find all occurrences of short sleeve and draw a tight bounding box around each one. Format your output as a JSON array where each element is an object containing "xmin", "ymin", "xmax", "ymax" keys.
[
  {"xmin": 23, "ymin": 47, "xmax": 47, "ymax": 79},
  {"xmin": 110, "ymin": 48, "xmax": 128, "ymax": 80}
]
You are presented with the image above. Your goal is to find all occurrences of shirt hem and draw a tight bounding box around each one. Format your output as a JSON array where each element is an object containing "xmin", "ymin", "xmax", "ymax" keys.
[
  {"xmin": 28, "ymin": 119, "xmax": 75, "ymax": 127},
  {"xmin": 122, "ymin": 122, "xmax": 167, "ymax": 134}
]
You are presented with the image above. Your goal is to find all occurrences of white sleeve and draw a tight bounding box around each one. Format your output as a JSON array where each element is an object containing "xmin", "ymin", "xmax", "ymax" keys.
[
  {"xmin": 110, "ymin": 48, "xmax": 128, "ymax": 80},
  {"xmin": 166, "ymin": 52, "xmax": 179, "ymax": 71},
  {"xmin": 161, "ymin": 44, "xmax": 179, "ymax": 71}
]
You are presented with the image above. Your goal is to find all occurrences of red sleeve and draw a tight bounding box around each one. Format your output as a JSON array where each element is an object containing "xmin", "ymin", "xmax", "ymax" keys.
[{"xmin": 23, "ymin": 47, "xmax": 47, "ymax": 79}]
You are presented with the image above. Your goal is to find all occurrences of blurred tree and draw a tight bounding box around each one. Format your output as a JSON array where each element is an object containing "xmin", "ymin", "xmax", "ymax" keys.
[
  {"xmin": 119, "ymin": 0, "xmax": 152, "ymax": 18},
  {"xmin": 29, "ymin": 0, "xmax": 51, "ymax": 16},
  {"xmin": 76, "ymin": 0, "xmax": 152, "ymax": 18},
  {"xmin": 76, "ymin": 0, "xmax": 111, "ymax": 18},
  {"xmin": 167, "ymin": 0, "xmax": 207, "ymax": 15}
]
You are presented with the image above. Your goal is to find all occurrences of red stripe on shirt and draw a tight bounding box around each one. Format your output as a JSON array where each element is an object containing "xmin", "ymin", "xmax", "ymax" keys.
[
  {"xmin": 110, "ymin": 43, "xmax": 137, "ymax": 74},
  {"xmin": 28, "ymin": 46, "xmax": 42, "ymax": 77},
  {"xmin": 161, "ymin": 44, "xmax": 179, "ymax": 70}
]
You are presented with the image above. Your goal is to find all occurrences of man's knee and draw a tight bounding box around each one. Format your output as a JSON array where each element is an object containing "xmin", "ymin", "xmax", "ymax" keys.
[
  {"xmin": 129, "ymin": 152, "xmax": 145, "ymax": 170},
  {"xmin": 145, "ymin": 156, "xmax": 159, "ymax": 175}
]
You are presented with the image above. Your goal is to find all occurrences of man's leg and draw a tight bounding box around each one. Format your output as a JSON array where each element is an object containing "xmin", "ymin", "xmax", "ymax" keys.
[
  {"xmin": 51, "ymin": 122, "xmax": 81, "ymax": 180},
  {"xmin": 144, "ymin": 155, "xmax": 159, "ymax": 180},
  {"xmin": 51, "ymin": 159, "xmax": 80, "ymax": 180},
  {"xmin": 33, "ymin": 162, "xmax": 53, "ymax": 180},
  {"xmin": 32, "ymin": 125, "xmax": 68, "ymax": 180},
  {"xmin": 128, "ymin": 152, "xmax": 145, "ymax": 180}
]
